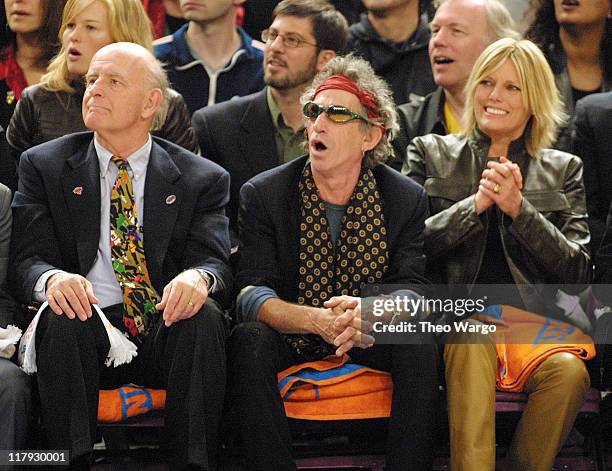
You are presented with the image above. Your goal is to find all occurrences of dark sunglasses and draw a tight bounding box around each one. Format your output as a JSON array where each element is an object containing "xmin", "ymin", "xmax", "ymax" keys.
[{"xmin": 302, "ymin": 101, "xmax": 377, "ymax": 126}]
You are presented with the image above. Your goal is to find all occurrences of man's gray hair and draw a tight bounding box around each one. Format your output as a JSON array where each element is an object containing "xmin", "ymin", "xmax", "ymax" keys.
[
  {"xmin": 435, "ymin": 0, "xmax": 520, "ymax": 43},
  {"xmin": 483, "ymin": 0, "xmax": 520, "ymax": 42},
  {"xmin": 301, "ymin": 54, "xmax": 399, "ymax": 168},
  {"xmin": 146, "ymin": 57, "xmax": 170, "ymax": 131}
]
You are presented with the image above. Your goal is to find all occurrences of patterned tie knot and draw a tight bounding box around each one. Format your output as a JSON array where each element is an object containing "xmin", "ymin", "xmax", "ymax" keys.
[{"xmin": 111, "ymin": 155, "xmax": 129, "ymax": 172}]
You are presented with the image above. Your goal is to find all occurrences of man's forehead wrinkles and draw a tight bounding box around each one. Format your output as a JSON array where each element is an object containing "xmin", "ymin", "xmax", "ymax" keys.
[{"xmin": 89, "ymin": 61, "xmax": 129, "ymax": 77}]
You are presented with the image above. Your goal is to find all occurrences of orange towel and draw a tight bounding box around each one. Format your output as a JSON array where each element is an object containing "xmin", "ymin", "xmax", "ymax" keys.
[
  {"xmin": 98, "ymin": 385, "xmax": 166, "ymax": 423},
  {"xmin": 474, "ymin": 305, "xmax": 595, "ymax": 392},
  {"xmin": 278, "ymin": 354, "xmax": 392, "ymax": 421}
]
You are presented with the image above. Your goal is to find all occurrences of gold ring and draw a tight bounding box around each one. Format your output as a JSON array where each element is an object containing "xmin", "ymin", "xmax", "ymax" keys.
[
  {"xmin": 188, "ymin": 301, "xmax": 194, "ymax": 307},
  {"xmin": 493, "ymin": 183, "xmax": 501, "ymax": 194}
]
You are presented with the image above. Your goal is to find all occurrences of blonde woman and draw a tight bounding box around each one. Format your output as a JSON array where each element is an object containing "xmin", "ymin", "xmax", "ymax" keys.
[
  {"xmin": 404, "ymin": 38, "xmax": 591, "ymax": 471},
  {"xmin": 6, "ymin": 0, "xmax": 197, "ymax": 162}
]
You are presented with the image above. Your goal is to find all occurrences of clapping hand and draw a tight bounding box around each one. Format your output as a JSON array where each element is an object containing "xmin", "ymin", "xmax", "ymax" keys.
[{"xmin": 478, "ymin": 156, "xmax": 524, "ymax": 218}]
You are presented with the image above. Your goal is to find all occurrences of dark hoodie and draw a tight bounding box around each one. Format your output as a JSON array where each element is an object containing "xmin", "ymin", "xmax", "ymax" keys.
[{"xmin": 347, "ymin": 13, "xmax": 435, "ymax": 106}]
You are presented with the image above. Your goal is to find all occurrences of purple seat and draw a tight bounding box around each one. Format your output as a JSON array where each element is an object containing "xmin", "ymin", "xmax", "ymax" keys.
[
  {"xmin": 96, "ymin": 388, "xmax": 607, "ymax": 470},
  {"xmin": 291, "ymin": 388, "xmax": 607, "ymax": 471},
  {"xmin": 495, "ymin": 387, "xmax": 601, "ymax": 413},
  {"xmin": 295, "ymin": 455, "xmax": 385, "ymax": 470}
]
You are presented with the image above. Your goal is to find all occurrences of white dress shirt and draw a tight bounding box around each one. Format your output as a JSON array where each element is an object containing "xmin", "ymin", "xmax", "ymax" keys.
[
  {"xmin": 33, "ymin": 135, "xmax": 218, "ymax": 306},
  {"xmin": 34, "ymin": 136, "xmax": 152, "ymax": 308}
]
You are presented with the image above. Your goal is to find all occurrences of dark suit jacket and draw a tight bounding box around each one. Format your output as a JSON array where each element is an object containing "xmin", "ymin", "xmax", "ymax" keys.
[
  {"xmin": 0, "ymin": 126, "xmax": 16, "ymax": 193},
  {"xmin": 0, "ymin": 183, "xmax": 22, "ymax": 329},
  {"xmin": 192, "ymin": 88, "xmax": 279, "ymax": 242},
  {"xmin": 9, "ymin": 132, "xmax": 232, "ymax": 306},
  {"xmin": 236, "ymin": 155, "xmax": 429, "ymax": 300},
  {"xmin": 393, "ymin": 87, "xmax": 447, "ymax": 169},
  {"xmin": 572, "ymin": 91, "xmax": 612, "ymax": 251}
]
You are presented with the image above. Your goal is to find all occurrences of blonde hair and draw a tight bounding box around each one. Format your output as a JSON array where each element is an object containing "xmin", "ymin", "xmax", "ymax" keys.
[
  {"xmin": 482, "ymin": 0, "xmax": 520, "ymax": 42},
  {"xmin": 42, "ymin": 0, "xmax": 153, "ymax": 93},
  {"xmin": 462, "ymin": 38, "xmax": 566, "ymax": 157}
]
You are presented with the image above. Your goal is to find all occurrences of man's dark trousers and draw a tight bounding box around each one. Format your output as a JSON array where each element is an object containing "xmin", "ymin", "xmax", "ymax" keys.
[
  {"xmin": 35, "ymin": 300, "xmax": 227, "ymax": 470},
  {"xmin": 228, "ymin": 321, "xmax": 439, "ymax": 471}
]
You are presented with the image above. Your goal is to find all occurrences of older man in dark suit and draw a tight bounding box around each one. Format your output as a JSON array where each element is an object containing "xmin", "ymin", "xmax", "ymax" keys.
[
  {"xmin": 10, "ymin": 42, "xmax": 231, "ymax": 470},
  {"xmin": 192, "ymin": 0, "xmax": 348, "ymax": 244},
  {"xmin": 228, "ymin": 55, "xmax": 438, "ymax": 471}
]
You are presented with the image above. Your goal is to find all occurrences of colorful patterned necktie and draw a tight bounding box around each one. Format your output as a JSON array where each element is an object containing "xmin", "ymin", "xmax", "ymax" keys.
[{"xmin": 110, "ymin": 156, "xmax": 158, "ymax": 339}]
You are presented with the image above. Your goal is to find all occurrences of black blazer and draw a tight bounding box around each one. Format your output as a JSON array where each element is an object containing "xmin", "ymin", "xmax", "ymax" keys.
[
  {"xmin": 0, "ymin": 126, "xmax": 16, "ymax": 191},
  {"xmin": 0, "ymin": 182, "xmax": 22, "ymax": 329},
  {"xmin": 9, "ymin": 132, "xmax": 232, "ymax": 305},
  {"xmin": 192, "ymin": 88, "xmax": 279, "ymax": 241},
  {"xmin": 236, "ymin": 155, "xmax": 429, "ymax": 301},
  {"xmin": 572, "ymin": 91, "xmax": 612, "ymax": 251}
]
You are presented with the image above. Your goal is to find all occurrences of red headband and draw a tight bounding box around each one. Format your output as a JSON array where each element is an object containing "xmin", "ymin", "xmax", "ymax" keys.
[{"xmin": 313, "ymin": 74, "xmax": 384, "ymax": 128}]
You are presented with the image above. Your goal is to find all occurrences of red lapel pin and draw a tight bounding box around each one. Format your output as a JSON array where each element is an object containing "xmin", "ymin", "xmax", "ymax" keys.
[{"xmin": 73, "ymin": 186, "xmax": 83, "ymax": 196}]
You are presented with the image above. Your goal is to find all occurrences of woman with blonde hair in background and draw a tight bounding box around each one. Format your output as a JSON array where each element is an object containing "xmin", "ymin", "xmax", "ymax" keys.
[{"xmin": 6, "ymin": 0, "xmax": 198, "ymax": 168}]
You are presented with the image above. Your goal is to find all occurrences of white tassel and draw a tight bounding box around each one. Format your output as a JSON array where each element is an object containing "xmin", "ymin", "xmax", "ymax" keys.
[
  {"xmin": 93, "ymin": 305, "xmax": 138, "ymax": 367},
  {"xmin": 18, "ymin": 303, "xmax": 44, "ymax": 374},
  {"xmin": 0, "ymin": 324, "xmax": 22, "ymax": 359},
  {"xmin": 18, "ymin": 302, "xmax": 138, "ymax": 374}
]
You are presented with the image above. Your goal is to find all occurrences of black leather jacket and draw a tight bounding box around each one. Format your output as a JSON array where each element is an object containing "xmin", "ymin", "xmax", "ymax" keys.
[
  {"xmin": 403, "ymin": 131, "xmax": 592, "ymax": 295},
  {"xmin": 392, "ymin": 87, "xmax": 446, "ymax": 166},
  {"xmin": 6, "ymin": 82, "xmax": 199, "ymax": 159}
]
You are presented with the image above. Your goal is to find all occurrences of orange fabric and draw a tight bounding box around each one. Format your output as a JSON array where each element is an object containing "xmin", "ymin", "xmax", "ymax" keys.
[
  {"xmin": 98, "ymin": 385, "xmax": 166, "ymax": 423},
  {"xmin": 278, "ymin": 354, "xmax": 392, "ymax": 421},
  {"xmin": 474, "ymin": 305, "xmax": 595, "ymax": 392}
]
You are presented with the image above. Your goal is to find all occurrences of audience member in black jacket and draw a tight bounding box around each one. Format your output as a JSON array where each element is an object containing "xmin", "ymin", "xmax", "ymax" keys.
[
  {"xmin": 0, "ymin": 126, "xmax": 16, "ymax": 191},
  {"xmin": 392, "ymin": 0, "xmax": 518, "ymax": 167},
  {"xmin": 347, "ymin": 1, "xmax": 435, "ymax": 106},
  {"xmin": 572, "ymin": 91, "xmax": 612, "ymax": 252}
]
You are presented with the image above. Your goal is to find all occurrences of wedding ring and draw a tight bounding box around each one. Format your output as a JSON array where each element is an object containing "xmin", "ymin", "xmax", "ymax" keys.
[
  {"xmin": 493, "ymin": 183, "xmax": 501, "ymax": 194},
  {"xmin": 188, "ymin": 301, "xmax": 194, "ymax": 308}
]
